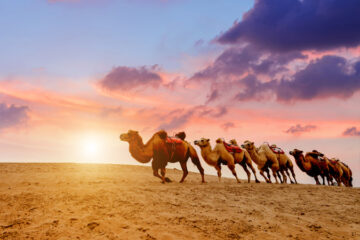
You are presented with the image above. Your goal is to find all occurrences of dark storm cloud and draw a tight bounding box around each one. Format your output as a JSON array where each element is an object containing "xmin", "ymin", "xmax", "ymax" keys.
[{"xmin": 217, "ymin": 0, "xmax": 360, "ymax": 51}]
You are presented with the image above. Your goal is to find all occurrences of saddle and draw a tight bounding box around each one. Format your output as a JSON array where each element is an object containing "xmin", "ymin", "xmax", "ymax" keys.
[
  {"xmin": 268, "ymin": 144, "xmax": 285, "ymax": 154},
  {"xmin": 223, "ymin": 142, "xmax": 242, "ymax": 153},
  {"xmin": 165, "ymin": 137, "xmax": 183, "ymax": 144}
]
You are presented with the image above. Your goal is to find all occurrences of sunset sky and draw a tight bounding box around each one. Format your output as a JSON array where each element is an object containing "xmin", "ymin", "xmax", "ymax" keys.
[{"xmin": 1, "ymin": 0, "xmax": 359, "ymax": 186}]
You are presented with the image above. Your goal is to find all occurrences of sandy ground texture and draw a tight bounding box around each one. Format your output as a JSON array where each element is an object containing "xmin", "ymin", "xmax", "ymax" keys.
[{"xmin": 0, "ymin": 163, "xmax": 359, "ymax": 240}]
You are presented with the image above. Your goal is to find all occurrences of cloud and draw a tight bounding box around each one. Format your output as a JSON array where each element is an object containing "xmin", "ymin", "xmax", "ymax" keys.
[
  {"xmin": 156, "ymin": 105, "xmax": 228, "ymax": 131},
  {"xmin": 285, "ymin": 124, "xmax": 317, "ymax": 135},
  {"xmin": 342, "ymin": 127, "xmax": 360, "ymax": 137},
  {"xmin": 221, "ymin": 122, "xmax": 235, "ymax": 131},
  {"xmin": 193, "ymin": 53, "xmax": 360, "ymax": 103},
  {"xmin": 98, "ymin": 65, "xmax": 163, "ymax": 92},
  {"xmin": 191, "ymin": 46, "xmax": 305, "ymax": 82},
  {"xmin": 217, "ymin": 0, "xmax": 360, "ymax": 52},
  {"xmin": 0, "ymin": 103, "xmax": 30, "ymax": 130},
  {"xmin": 157, "ymin": 109, "xmax": 195, "ymax": 131},
  {"xmin": 275, "ymin": 56, "xmax": 360, "ymax": 101}
]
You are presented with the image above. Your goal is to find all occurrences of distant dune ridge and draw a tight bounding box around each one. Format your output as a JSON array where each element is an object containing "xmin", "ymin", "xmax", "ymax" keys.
[{"xmin": 0, "ymin": 163, "xmax": 359, "ymax": 240}]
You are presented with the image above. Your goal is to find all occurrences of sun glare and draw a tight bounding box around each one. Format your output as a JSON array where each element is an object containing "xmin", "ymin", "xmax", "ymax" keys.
[{"xmin": 81, "ymin": 138, "xmax": 101, "ymax": 160}]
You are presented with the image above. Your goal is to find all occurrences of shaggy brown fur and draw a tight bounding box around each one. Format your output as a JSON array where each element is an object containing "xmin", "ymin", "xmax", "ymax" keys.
[
  {"xmin": 120, "ymin": 130, "xmax": 205, "ymax": 183},
  {"xmin": 328, "ymin": 158, "xmax": 343, "ymax": 186}
]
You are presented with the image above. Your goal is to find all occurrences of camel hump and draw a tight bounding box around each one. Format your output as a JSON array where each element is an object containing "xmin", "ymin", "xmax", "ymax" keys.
[
  {"xmin": 175, "ymin": 131, "xmax": 186, "ymax": 140},
  {"xmin": 156, "ymin": 130, "xmax": 168, "ymax": 139}
]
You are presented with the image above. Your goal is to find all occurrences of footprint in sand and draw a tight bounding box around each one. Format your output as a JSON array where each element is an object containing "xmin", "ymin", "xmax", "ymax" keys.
[{"xmin": 87, "ymin": 222, "xmax": 99, "ymax": 230}]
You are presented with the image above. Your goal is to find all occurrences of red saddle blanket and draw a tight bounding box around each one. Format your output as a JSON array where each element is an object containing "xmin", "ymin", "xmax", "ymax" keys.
[
  {"xmin": 269, "ymin": 145, "xmax": 285, "ymax": 154},
  {"xmin": 223, "ymin": 142, "xmax": 242, "ymax": 153},
  {"xmin": 166, "ymin": 137, "xmax": 183, "ymax": 144}
]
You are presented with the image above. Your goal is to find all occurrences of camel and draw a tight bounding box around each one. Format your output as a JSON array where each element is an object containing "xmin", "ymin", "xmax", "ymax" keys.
[
  {"xmin": 310, "ymin": 150, "xmax": 332, "ymax": 185},
  {"xmin": 289, "ymin": 149, "xmax": 331, "ymax": 185},
  {"xmin": 220, "ymin": 139, "xmax": 261, "ymax": 183},
  {"xmin": 338, "ymin": 161, "xmax": 353, "ymax": 187},
  {"xmin": 194, "ymin": 138, "xmax": 241, "ymax": 183},
  {"xmin": 120, "ymin": 130, "xmax": 205, "ymax": 183},
  {"xmin": 269, "ymin": 144, "xmax": 298, "ymax": 184},
  {"xmin": 327, "ymin": 158, "xmax": 343, "ymax": 186},
  {"xmin": 241, "ymin": 140, "xmax": 280, "ymax": 183}
]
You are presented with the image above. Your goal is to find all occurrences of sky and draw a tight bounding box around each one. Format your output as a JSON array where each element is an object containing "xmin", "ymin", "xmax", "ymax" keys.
[{"xmin": 0, "ymin": 0, "xmax": 359, "ymax": 186}]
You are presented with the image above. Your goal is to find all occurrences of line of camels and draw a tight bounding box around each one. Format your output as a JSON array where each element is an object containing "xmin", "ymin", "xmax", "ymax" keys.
[{"xmin": 120, "ymin": 129, "xmax": 353, "ymax": 187}]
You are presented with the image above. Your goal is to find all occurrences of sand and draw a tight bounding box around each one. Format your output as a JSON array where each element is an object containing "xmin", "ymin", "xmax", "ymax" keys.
[{"xmin": 0, "ymin": 163, "xmax": 359, "ymax": 240}]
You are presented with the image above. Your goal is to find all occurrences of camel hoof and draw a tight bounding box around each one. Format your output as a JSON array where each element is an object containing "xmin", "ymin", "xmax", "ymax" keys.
[
  {"xmin": 165, "ymin": 177, "xmax": 172, "ymax": 183},
  {"xmin": 255, "ymin": 180, "xmax": 260, "ymax": 183},
  {"xmin": 202, "ymin": 181, "xmax": 207, "ymax": 184}
]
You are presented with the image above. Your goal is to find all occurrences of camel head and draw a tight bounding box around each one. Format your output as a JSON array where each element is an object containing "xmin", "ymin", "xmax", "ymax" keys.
[
  {"xmin": 194, "ymin": 138, "xmax": 210, "ymax": 148},
  {"xmin": 289, "ymin": 149, "xmax": 303, "ymax": 157},
  {"xmin": 119, "ymin": 130, "xmax": 142, "ymax": 143},
  {"xmin": 241, "ymin": 140, "xmax": 255, "ymax": 150},
  {"xmin": 229, "ymin": 139, "xmax": 238, "ymax": 145}
]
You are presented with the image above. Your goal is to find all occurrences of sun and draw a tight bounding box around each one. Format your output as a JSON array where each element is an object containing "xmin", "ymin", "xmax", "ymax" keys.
[{"xmin": 81, "ymin": 138, "xmax": 101, "ymax": 159}]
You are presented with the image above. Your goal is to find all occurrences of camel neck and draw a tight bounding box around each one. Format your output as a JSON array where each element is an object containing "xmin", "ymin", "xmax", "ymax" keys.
[
  {"xmin": 294, "ymin": 154, "xmax": 306, "ymax": 172},
  {"xmin": 200, "ymin": 145, "xmax": 218, "ymax": 164},
  {"xmin": 128, "ymin": 135, "xmax": 154, "ymax": 163},
  {"xmin": 248, "ymin": 148, "xmax": 261, "ymax": 164}
]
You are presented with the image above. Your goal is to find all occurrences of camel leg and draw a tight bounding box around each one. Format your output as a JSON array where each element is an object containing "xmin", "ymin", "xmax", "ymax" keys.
[
  {"xmin": 179, "ymin": 161, "xmax": 188, "ymax": 183},
  {"xmin": 215, "ymin": 165, "xmax": 222, "ymax": 182},
  {"xmin": 271, "ymin": 168, "xmax": 279, "ymax": 184},
  {"xmin": 289, "ymin": 167, "xmax": 297, "ymax": 184},
  {"xmin": 277, "ymin": 171, "xmax": 283, "ymax": 183},
  {"xmin": 266, "ymin": 168, "xmax": 271, "ymax": 181},
  {"xmin": 259, "ymin": 169, "xmax": 270, "ymax": 183},
  {"xmin": 314, "ymin": 175, "xmax": 321, "ymax": 185},
  {"xmin": 285, "ymin": 169, "xmax": 294, "ymax": 184},
  {"xmin": 189, "ymin": 151, "xmax": 205, "ymax": 183},
  {"xmin": 280, "ymin": 169, "xmax": 287, "ymax": 184},
  {"xmin": 228, "ymin": 164, "xmax": 241, "ymax": 183},
  {"xmin": 153, "ymin": 169, "xmax": 163, "ymax": 181},
  {"xmin": 241, "ymin": 163, "xmax": 251, "ymax": 183},
  {"xmin": 321, "ymin": 175, "xmax": 325, "ymax": 185},
  {"xmin": 326, "ymin": 175, "xmax": 332, "ymax": 186},
  {"xmin": 160, "ymin": 168, "xmax": 167, "ymax": 184},
  {"xmin": 336, "ymin": 177, "xmax": 342, "ymax": 187},
  {"xmin": 247, "ymin": 162, "xmax": 260, "ymax": 183}
]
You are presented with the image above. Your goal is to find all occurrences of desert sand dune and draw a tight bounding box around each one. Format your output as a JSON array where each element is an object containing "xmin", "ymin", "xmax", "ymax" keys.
[{"xmin": 0, "ymin": 163, "xmax": 359, "ymax": 240}]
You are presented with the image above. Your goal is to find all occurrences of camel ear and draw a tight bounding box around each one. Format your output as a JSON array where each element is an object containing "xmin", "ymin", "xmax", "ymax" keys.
[
  {"xmin": 206, "ymin": 139, "xmax": 210, "ymax": 142},
  {"xmin": 251, "ymin": 142, "xmax": 254, "ymax": 145}
]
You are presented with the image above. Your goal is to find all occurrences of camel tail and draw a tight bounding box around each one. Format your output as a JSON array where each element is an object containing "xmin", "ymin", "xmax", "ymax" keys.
[{"xmin": 188, "ymin": 144, "xmax": 204, "ymax": 176}]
